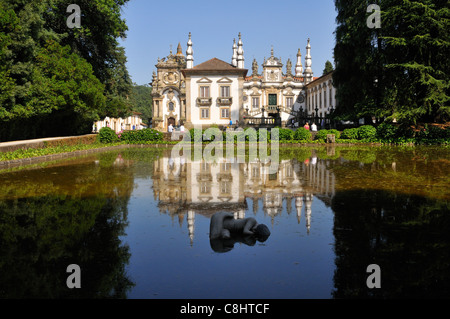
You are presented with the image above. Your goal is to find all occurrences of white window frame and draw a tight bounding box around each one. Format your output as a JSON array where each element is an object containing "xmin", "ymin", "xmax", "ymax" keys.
[
  {"xmin": 220, "ymin": 86, "xmax": 230, "ymax": 98},
  {"xmin": 200, "ymin": 108, "xmax": 210, "ymax": 119},
  {"xmin": 286, "ymin": 97, "xmax": 293, "ymax": 108},
  {"xmin": 200, "ymin": 86, "xmax": 210, "ymax": 98},
  {"xmin": 252, "ymin": 97, "xmax": 260, "ymax": 109},
  {"xmin": 220, "ymin": 107, "xmax": 230, "ymax": 119}
]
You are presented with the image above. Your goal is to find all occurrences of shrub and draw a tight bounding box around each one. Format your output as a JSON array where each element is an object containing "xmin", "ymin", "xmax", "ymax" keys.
[
  {"xmin": 258, "ymin": 129, "xmax": 270, "ymax": 142},
  {"xmin": 327, "ymin": 129, "xmax": 341, "ymax": 139},
  {"xmin": 376, "ymin": 122, "xmax": 398, "ymax": 140},
  {"xmin": 225, "ymin": 129, "xmax": 239, "ymax": 142},
  {"xmin": 244, "ymin": 127, "xmax": 259, "ymax": 142},
  {"xmin": 315, "ymin": 129, "xmax": 329, "ymax": 141},
  {"xmin": 427, "ymin": 126, "xmax": 449, "ymax": 139},
  {"xmin": 189, "ymin": 128, "xmax": 204, "ymax": 142},
  {"xmin": 203, "ymin": 127, "xmax": 223, "ymax": 142},
  {"xmin": 293, "ymin": 127, "xmax": 312, "ymax": 141},
  {"xmin": 358, "ymin": 125, "xmax": 377, "ymax": 140},
  {"xmin": 341, "ymin": 128, "xmax": 359, "ymax": 140},
  {"xmin": 99, "ymin": 127, "xmax": 119, "ymax": 143},
  {"xmin": 121, "ymin": 128, "xmax": 163, "ymax": 143},
  {"xmin": 396, "ymin": 125, "xmax": 415, "ymax": 139},
  {"xmin": 271, "ymin": 128, "xmax": 293, "ymax": 141}
]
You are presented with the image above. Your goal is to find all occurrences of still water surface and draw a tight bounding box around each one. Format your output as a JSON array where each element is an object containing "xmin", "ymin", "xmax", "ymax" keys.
[{"xmin": 0, "ymin": 146, "xmax": 449, "ymax": 298}]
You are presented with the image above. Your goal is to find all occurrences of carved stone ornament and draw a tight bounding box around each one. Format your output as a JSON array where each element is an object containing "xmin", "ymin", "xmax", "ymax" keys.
[
  {"xmin": 284, "ymin": 87, "xmax": 294, "ymax": 96},
  {"xmin": 252, "ymin": 59, "xmax": 258, "ymax": 76},
  {"xmin": 267, "ymin": 70, "xmax": 279, "ymax": 81},
  {"xmin": 286, "ymin": 59, "xmax": 293, "ymax": 76},
  {"xmin": 167, "ymin": 88, "xmax": 175, "ymax": 101},
  {"xmin": 251, "ymin": 87, "xmax": 260, "ymax": 96},
  {"xmin": 163, "ymin": 72, "xmax": 179, "ymax": 84}
]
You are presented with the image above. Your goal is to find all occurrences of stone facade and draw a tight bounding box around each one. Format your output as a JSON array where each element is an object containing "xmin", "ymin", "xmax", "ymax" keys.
[
  {"xmin": 151, "ymin": 33, "xmax": 335, "ymax": 131},
  {"xmin": 304, "ymin": 71, "xmax": 337, "ymax": 120}
]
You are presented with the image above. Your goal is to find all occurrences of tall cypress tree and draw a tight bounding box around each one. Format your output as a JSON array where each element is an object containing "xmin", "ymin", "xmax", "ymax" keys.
[
  {"xmin": 381, "ymin": 0, "xmax": 449, "ymax": 123},
  {"xmin": 333, "ymin": 0, "xmax": 381, "ymax": 122},
  {"xmin": 333, "ymin": 0, "xmax": 450, "ymax": 124},
  {"xmin": 323, "ymin": 60, "xmax": 335, "ymax": 75}
]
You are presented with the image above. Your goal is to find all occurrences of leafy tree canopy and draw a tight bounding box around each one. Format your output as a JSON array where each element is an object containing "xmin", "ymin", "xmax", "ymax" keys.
[
  {"xmin": 130, "ymin": 84, "xmax": 152, "ymax": 126},
  {"xmin": 0, "ymin": 0, "xmax": 132, "ymax": 141}
]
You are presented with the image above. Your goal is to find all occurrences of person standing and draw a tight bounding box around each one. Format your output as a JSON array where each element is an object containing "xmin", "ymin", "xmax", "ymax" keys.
[
  {"xmin": 168, "ymin": 124, "xmax": 173, "ymax": 133},
  {"xmin": 304, "ymin": 122, "xmax": 310, "ymax": 131},
  {"xmin": 311, "ymin": 123, "xmax": 317, "ymax": 132}
]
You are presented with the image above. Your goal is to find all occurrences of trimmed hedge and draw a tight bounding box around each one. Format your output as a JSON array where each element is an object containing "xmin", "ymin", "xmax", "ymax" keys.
[
  {"xmin": 376, "ymin": 122, "xmax": 397, "ymax": 140},
  {"xmin": 99, "ymin": 127, "xmax": 119, "ymax": 143},
  {"xmin": 315, "ymin": 129, "xmax": 330, "ymax": 141},
  {"xmin": 271, "ymin": 128, "xmax": 293, "ymax": 141},
  {"xmin": 358, "ymin": 125, "xmax": 377, "ymax": 140},
  {"xmin": 119, "ymin": 128, "xmax": 163, "ymax": 143},
  {"xmin": 189, "ymin": 128, "xmax": 204, "ymax": 142},
  {"xmin": 341, "ymin": 128, "xmax": 359, "ymax": 140},
  {"xmin": 293, "ymin": 127, "xmax": 312, "ymax": 141},
  {"xmin": 327, "ymin": 129, "xmax": 341, "ymax": 139}
]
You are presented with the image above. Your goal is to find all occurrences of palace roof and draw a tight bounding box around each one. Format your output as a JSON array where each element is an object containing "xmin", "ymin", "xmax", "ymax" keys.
[{"xmin": 182, "ymin": 58, "xmax": 248, "ymax": 77}]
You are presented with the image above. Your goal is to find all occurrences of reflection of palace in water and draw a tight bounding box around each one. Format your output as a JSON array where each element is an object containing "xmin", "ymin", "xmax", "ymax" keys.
[{"xmin": 152, "ymin": 155, "xmax": 335, "ymax": 244}]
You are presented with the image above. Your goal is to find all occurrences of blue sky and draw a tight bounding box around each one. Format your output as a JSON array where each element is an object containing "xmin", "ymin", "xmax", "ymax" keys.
[{"xmin": 118, "ymin": 0, "xmax": 338, "ymax": 86}]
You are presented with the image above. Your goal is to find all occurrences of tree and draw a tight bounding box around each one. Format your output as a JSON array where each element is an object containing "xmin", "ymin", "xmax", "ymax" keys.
[
  {"xmin": 333, "ymin": 0, "xmax": 450, "ymax": 124},
  {"xmin": 0, "ymin": 0, "xmax": 50, "ymax": 122},
  {"xmin": 44, "ymin": 0, "xmax": 133, "ymax": 117},
  {"xmin": 30, "ymin": 40, "xmax": 106, "ymax": 135},
  {"xmin": 333, "ymin": 0, "xmax": 381, "ymax": 122},
  {"xmin": 0, "ymin": 0, "xmax": 133, "ymax": 141},
  {"xmin": 130, "ymin": 84, "xmax": 153, "ymax": 126},
  {"xmin": 323, "ymin": 60, "xmax": 334, "ymax": 75},
  {"xmin": 381, "ymin": 0, "xmax": 450, "ymax": 123},
  {"xmin": 102, "ymin": 46, "xmax": 133, "ymax": 119},
  {"xmin": 0, "ymin": 3, "xmax": 18, "ymax": 119}
]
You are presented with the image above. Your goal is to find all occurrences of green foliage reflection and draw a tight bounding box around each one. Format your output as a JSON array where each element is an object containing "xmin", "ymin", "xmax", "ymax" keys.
[
  {"xmin": 332, "ymin": 189, "xmax": 450, "ymax": 298},
  {"xmin": 0, "ymin": 150, "xmax": 140, "ymax": 298}
]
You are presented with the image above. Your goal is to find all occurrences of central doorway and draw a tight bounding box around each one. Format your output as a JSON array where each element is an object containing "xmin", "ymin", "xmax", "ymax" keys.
[{"xmin": 268, "ymin": 94, "xmax": 277, "ymax": 106}]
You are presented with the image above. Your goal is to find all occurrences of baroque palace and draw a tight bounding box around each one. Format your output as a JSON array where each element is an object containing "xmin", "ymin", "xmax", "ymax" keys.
[{"xmin": 151, "ymin": 33, "xmax": 337, "ymax": 131}]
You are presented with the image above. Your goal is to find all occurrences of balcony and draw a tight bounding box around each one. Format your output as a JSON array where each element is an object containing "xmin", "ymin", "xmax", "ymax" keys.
[
  {"xmin": 263, "ymin": 105, "xmax": 293, "ymax": 114},
  {"xmin": 196, "ymin": 97, "xmax": 212, "ymax": 106},
  {"xmin": 216, "ymin": 97, "xmax": 233, "ymax": 106},
  {"xmin": 248, "ymin": 108, "xmax": 262, "ymax": 117}
]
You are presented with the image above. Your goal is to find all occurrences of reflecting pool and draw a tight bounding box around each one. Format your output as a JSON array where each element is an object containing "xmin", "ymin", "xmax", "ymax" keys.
[{"xmin": 0, "ymin": 146, "xmax": 449, "ymax": 298}]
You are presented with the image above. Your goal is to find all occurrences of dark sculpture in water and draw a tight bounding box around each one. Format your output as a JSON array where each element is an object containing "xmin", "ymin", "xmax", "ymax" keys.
[{"xmin": 209, "ymin": 212, "xmax": 271, "ymax": 253}]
